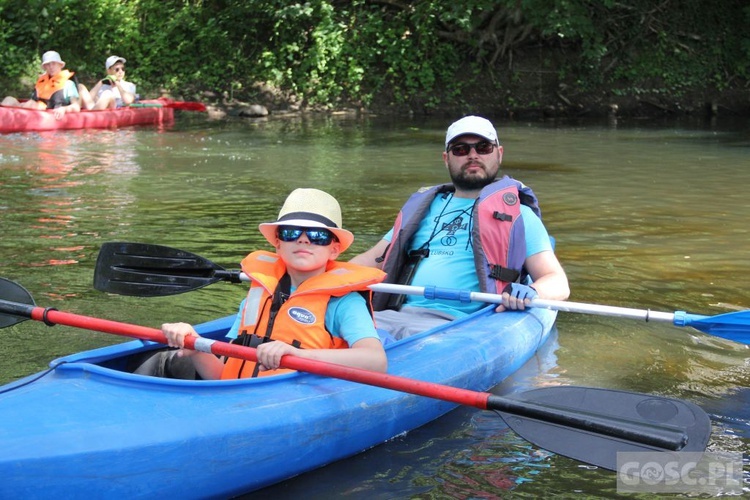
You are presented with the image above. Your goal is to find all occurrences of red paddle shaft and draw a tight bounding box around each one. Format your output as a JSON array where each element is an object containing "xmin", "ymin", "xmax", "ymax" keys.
[
  {"xmin": 30, "ymin": 306, "xmax": 492, "ymax": 408},
  {"xmin": 2, "ymin": 299, "xmax": 688, "ymax": 451}
]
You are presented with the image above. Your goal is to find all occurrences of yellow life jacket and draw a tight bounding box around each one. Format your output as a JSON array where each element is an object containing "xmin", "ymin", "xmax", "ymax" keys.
[{"xmin": 221, "ymin": 250, "xmax": 385, "ymax": 379}]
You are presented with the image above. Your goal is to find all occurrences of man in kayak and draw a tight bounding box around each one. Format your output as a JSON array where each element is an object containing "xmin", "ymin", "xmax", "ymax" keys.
[
  {"xmin": 77, "ymin": 55, "xmax": 137, "ymax": 109},
  {"xmin": 1, "ymin": 50, "xmax": 81, "ymax": 120},
  {"xmin": 138, "ymin": 188, "xmax": 388, "ymax": 379},
  {"xmin": 350, "ymin": 115, "xmax": 570, "ymax": 338}
]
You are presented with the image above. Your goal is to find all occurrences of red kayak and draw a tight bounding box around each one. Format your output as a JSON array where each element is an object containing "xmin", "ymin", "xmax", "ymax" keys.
[{"xmin": 0, "ymin": 98, "xmax": 204, "ymax": 133}]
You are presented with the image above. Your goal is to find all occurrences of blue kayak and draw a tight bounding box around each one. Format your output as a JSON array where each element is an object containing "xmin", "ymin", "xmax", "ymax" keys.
[{"xmin": 0, "ymin": 305, "xmax": 556, "ymax": 498}]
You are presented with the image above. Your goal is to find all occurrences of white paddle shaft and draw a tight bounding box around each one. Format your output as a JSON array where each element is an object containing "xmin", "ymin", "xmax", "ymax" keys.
[{"xmin": 234, "ymin": 274, "xmax": 677, "ymax": 324}]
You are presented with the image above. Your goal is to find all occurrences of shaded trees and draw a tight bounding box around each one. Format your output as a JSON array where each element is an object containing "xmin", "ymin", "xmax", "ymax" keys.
[{"xmin": 1, "ymin": 0, "xmax": 748, "ymax": 113}]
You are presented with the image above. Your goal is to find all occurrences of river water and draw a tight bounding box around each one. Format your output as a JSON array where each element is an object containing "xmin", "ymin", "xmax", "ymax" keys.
[{"xmin": 0, "ymin": 113, "xmax": 748, "ymax": 497}]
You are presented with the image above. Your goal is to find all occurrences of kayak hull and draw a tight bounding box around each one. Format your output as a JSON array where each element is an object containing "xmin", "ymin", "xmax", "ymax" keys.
[
  {"xmin": 0, "ymin": 99, "xmax": 174, "ymax": 133},
  {"xmin": 0, "ymin": 306, "xmax": 556, "ymax": 498}
]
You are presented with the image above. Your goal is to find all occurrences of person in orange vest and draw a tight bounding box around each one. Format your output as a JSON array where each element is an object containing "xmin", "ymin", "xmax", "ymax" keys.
[
  {"xmin": 149, "ymin": 188, "xmax": 388, "ymax": 380},
  {"xmin": 1, "ymin": 51, "xmax": 81, "ymax": 120}
]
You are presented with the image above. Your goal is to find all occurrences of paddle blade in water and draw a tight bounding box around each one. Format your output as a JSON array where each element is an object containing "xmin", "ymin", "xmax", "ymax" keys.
[
  {"xmin": 682, "ymin": 311, "xmax": 750, "ymax": 345},
  {"xmin": 490, "ymin": 386, "xmax": 711, "ymax": 471},
  {"xmin": 94, "ymin": 242, "xmax": 227, "ymax": 296},
  {"xmin": 0, "ymin": 278, "xmax": 35, "ymax": 327}
]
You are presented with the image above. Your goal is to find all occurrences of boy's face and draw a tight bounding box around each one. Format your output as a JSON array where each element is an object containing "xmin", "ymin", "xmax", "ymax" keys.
[
  {"xmin": 275, "ymin": 231, "xmax": 341, "ymax": 273},
  {"xmin": 42, "ymin": 62, "xmax": 64, "ymax": 77}
]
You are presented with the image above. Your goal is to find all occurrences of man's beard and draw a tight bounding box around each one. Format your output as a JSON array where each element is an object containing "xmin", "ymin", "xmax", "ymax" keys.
[{"xmin": 449, "ymin": 163, "xmax": 498, "ymax": 191}]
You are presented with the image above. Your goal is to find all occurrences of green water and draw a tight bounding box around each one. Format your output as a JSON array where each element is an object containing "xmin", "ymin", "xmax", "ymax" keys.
[{"xmin": 0, "ymin": 114, "xmax": 748, "ymax": 497}]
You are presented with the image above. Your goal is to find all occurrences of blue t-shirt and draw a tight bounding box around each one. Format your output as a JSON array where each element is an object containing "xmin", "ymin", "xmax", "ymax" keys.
[
  {"xmin": 384, "ymin": 195, "xmax": 551, "ymax": 317},
  {"xmin": 226, "ymin": 291, "xmax": 377, "ymax": 346}
]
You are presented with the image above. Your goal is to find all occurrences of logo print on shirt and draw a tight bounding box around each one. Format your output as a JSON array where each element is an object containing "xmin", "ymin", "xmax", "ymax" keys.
[
  {"xmin": 440, "ymin": 216, "xmax": 467, "ymax": 246},
  {"xmin": 288, "ymin": 307, "xmax": 316, "ymax": 325}
]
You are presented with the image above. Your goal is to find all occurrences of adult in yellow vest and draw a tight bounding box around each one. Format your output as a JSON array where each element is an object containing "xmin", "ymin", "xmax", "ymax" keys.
[
  {"xmin": 158, "ymin": 188, "xmax": 388, "ymax": 379},
  {"xmin": 1, "ymin": 51, "xmax": 81, "ymax": 120}
]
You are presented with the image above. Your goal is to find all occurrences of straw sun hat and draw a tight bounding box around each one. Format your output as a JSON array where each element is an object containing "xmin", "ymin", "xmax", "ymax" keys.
[{"xmin": 259, "ymin": 188, "xmax": 354, "ymax": 252}]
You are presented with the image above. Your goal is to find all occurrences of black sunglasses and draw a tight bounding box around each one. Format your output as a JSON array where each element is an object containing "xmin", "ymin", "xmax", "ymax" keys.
[
  {"xmin": 447, "ymin": 141, "xmax": 496, "ymax": 157},
  {"xmin": 112, "ymin": 66, "xmax": 125, "ymax": 72},
  {"xmin": 277, "ymin": 226, "xmax": 337, "ymax": 246}
]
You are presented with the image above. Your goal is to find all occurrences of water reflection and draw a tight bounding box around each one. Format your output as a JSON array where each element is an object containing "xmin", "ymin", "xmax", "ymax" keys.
[{"xmin": 1, "ymin": 131, "xmax": 141, "ymax": 272}]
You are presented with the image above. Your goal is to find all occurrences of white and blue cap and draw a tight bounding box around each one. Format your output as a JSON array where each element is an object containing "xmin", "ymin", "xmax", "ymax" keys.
[
  {"xmin": 106, "ymin": 55, "xmax": 126, "ymax": 70},
  {"xmin": 445, "ymin": 115, "xmax": 499, "ymax": 149},
  {"xmin": 258, "ymin": 188, "xmax": 354, "ymax": 251}
]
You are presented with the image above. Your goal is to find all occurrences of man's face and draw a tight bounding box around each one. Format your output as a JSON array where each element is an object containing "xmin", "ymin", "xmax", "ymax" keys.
[{"xmin": 443, "ymin": 134, "xmax": 504, "ymax": 191}]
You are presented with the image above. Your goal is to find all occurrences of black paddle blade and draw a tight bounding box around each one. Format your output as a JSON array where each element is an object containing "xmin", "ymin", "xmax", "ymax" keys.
[
  {"xmin": 492, "ymin": 386, "xmax": 711, "ymax": 471},
  {"xmin": 94, "ymin": 242, "xmax": 232, "ymax": 296},
  {"xmin": 0, "ymin": 278, "xmax": 35, "ymax": 328}
]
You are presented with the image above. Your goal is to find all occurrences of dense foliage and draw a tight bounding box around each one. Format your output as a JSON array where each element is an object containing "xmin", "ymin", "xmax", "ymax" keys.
[{"xmin": 1, "ymin": 0, "xmax": 748, "ymax": 113}]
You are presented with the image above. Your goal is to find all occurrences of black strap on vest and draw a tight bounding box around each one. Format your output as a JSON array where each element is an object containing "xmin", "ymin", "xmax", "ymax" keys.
[
  {"xmin": 227, "ymin": 274, "xmax": 296, "ymax": 378},
  {"xmin": 248, "ymin": 273, "xmax": 292, "ymax": 377},
  {"xmin": 489, "ymin": 265, "xmax": 521, "ymax": 283},
  {"xmin": 265, "ymin": 273, "xmax": 291, "ymax": 337},
  {"xmin": 493, "ymin": 211, "xmax": 513, "ymax": 222}
]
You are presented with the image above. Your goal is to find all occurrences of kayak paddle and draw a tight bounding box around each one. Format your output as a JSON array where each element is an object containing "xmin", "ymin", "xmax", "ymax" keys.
[
  {"xmin": 129, "ymin": 100, "xmax": 207, "ymax": 112},
  {"xmin": 0, "ymin": 277, "xmax": 711, "ymax": 471},
  {"xmin": 94, "ymin": 241, "xmax": 750, "ymax": 345}
]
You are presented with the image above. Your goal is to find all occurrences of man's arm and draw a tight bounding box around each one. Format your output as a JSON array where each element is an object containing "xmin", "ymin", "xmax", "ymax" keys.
[
  {"xmin": 349, "ymin": 239, "xmax": 390, "ymax": 269},
  {"xmin": 496, "ymin": 250, "xmax": 569, "ymax": 312},
  {"xmin": 524, "ymin": 250, "xmax": 569, "ymax": 300}
]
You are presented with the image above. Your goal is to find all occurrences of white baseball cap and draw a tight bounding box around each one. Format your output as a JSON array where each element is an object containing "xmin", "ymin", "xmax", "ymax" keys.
[
  {"xmin": 445, "ymin": 115, "xmax": 499, "ymax": 149},
  {"xmin": 106, "ymin": 56, "xmax": 126, "ymax": 70},
  {"xmin": 41, "ymin": 51, "xmax": 65, "ymax": 68}
]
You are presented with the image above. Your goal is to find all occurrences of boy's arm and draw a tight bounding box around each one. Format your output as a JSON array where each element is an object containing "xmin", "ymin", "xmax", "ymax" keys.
[{"xmin": 256, "ymin": 337, "xmax": 387, "ymax": 373}]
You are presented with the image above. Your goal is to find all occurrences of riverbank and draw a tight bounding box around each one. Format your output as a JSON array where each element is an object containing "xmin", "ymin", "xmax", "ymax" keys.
[
  {"xmin": 189, "ymin": 84, "xmax": 750, "ymax": 120},
  {"xmin": 187, "ymin": 78, "xmax": 750, "ymax": 122}
]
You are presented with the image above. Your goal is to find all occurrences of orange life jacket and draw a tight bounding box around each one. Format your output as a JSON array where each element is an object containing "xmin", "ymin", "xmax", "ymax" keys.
[
  {"xmin": 32, "ymin": 69, "xmax": 75, "ymax": 109},
  {"xmin": 221, "ymin": 250, "xmax": 385, "ymax": 379}
]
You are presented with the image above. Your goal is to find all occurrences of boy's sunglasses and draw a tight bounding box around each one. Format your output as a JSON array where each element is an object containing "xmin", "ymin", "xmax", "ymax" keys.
[
  {"xmin": 277, "ymin": 226, "xmax": 337, "ymax": 246},
  {"xmin": 447, "ymin": 141, "xmax": 496, "ymax": 157}
]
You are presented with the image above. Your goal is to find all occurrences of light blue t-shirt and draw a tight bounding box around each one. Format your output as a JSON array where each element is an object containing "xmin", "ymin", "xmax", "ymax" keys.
[
  {"xmin": 384, "ymin": 195, "xmax": 551, "ymax": 317},
  {"xmin": 63, "ymin": 80, "xmax": 80, "ymax": 101},
  {"xmin": 226, "ymin": 291, "xmax": 377, "ymax": 346}
]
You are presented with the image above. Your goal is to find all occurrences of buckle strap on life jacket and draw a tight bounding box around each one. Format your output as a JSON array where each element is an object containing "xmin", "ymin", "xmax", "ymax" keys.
[
  {"xmin": 489, "ymin": 265, "xmax": 520, "ymax": 283},
  {"xmin": 493, "ymin": 211, "xmax": 513, "ymax": 222}
]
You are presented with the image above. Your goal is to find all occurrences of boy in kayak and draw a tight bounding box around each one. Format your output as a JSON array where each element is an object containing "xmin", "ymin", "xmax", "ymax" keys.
[
  {"xmin": 77, "ymin": 55, "xmax": 137, "ymax": 109},
  {"xmin": 145, "ymin": 188, "xmax": 388, "ymax": 379},
  {"xmin": 350, "ymin": 115, "xmax": 570, "ymax": 338},
  {"xmin": 1, "ymin": 50, "xmax": 81, "ymax": 120}
]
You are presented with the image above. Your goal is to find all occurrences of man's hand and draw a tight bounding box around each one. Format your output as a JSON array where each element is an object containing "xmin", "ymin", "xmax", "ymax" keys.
[{"xmin": 496, "ymin": 283, "xmax": 538, "ymax": 312}]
